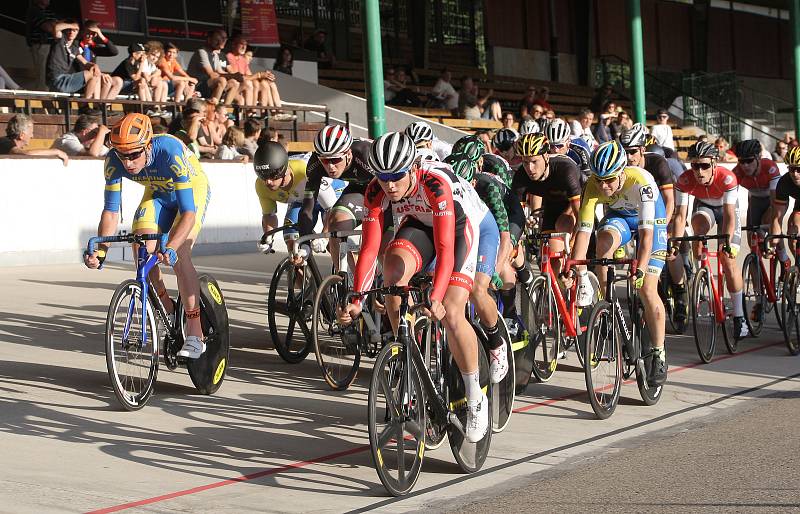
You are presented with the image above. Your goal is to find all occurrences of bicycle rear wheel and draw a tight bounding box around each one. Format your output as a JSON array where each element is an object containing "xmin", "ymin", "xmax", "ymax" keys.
[
  {"xmin": 267, "ymin": 257, "xmax": 313, "ymax": 364},
  {"xmin": 781, "ymin": 270, "xmax": 800, "ymax": 355},
  {"xmin": 414, "ymin": 313, "xmax": 446, "ymax": 450},
  {"xmin": 512, "ymin": 283, "xmax": 535, "ymax": 394},
  {"xmin": 691, "ymin": 268, "xmax": 717, "ymax": 363},
  {"xmin": 584, "ymin": 300, "xmax": 622, "ymax": 420},
  {"xmin": 368, "ymin": 340, "xmax": 426, "ymax": 497},
  {"xmin": 528, "ymin": 276, "xmax": 561, "ymax": 382},
  {"xmin": 447, "ymin": 344, "xmax": 492, "ymax": 473},
  {"xmin": 312, "ymin": 274, "xmax": 360, "ymax": 390},
  {"xmin": 485, "ymin": 314, "xmax": 515, "ymax": 433},
  {"xmin": 634, "ymin": 302, "xmax": 662, "ymax": 406},
  {"xmin": 741, "ymin": 253, "xmax": 764, "ymax": 337},
  {"xmin": 106, "ymin": 280, "xmax": 159, "ymax": 411}
]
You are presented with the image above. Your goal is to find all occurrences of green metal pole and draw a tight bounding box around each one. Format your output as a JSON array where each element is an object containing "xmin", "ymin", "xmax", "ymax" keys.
[
  {"xmin": 627, "ymin": 0, "xmax": 646, "ymax": 124},
  {"xmin": 792, "ymin": 0, "xmax": 800, "ymax": 138},
  {"xmin": 362, "ymin": 0, "xmax": 386, "ymax": 137}
]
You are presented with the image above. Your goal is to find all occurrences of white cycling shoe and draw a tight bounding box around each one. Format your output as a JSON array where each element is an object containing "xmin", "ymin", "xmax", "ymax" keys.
[
  {"xmin": 178, "ymin": 335, "xmax": 206, "ymax": 359},
  {"xmin": 465, "ymin": 393, "xmax": 489, "ymax": 443},
  {"xmin": 489, "ymin": 344, "xmax": 509, "ymax": 384}
]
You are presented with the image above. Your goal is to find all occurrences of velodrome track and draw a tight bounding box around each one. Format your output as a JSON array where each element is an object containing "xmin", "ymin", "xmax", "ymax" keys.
[{"xmin": 0, "ymin": 252, "xmax": 798, "ymax": 513}]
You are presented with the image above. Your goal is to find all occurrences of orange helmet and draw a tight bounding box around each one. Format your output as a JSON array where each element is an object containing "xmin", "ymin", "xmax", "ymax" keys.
[{"xmin": 109, "ymin": 113, "xmax": 153, "ymax": 153}]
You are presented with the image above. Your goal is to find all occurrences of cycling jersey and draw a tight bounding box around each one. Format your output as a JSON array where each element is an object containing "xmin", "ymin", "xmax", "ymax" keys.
[
  {"xmin": 512, "ymin": 155, "xmax": 582, "ymax": 229},
  {"xmin": 733, "ymin": 158, "xmax": 780, "ymax": 198},
  {"xmin": 354, "ymin": 161, "xmax": 488, "ymax": 302},
  {"xmin": 644, "ymin": 152, "xmax": 673, "ymax": 189},
  {"xmin": 482, "ymin": 153, "xmax": 512, "ymax": 188},
  {"xmin": 675, "ymin": 166, "xmax": 738, "ymax": 207},
  {"xmin": 774, "ymin": 173, "xmax": 800, "ymax": 212},
  {"xmin": 104, "ymin": 134, "xmax": 209, "ymax": 234},
  {"xmin": 578, "ymin": 166, "xmax": 666, "ymax": 233},
  {"xmin": 567, "ymin": 136, "xmax": 592, "ymax": 184},
  {"xmin": 432, "ymin": 138, "xmax": 453, "ymax": 161},
  {"xmin": 474, "ymin": 173, "xmax": 510, "ymax": 236}
]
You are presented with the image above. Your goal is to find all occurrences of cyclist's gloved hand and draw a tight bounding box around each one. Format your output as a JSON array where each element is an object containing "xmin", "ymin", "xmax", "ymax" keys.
[
  {"xmin": 291, "ymin": 244, "xmax": 310, "ymax": 266},
  {"xmin": 490, "ymin": 273, "xmax": 503, "ymax": 290},
  {"xmin": 311, "ymin": 237, "xmax": 328, "ymax": 253},
  {"xmin": 722, "ymin": 243, "xmax": 739, "ymax": 259},
  {"xmin": 633, "ymin": 268, "xmax": 645, "ymax": 290},
  {"xmin": 160, "ymin": 247, "xmax": 178, "ymax": 267},
  {"xmin": 84, "ymin": 248, "xmax": 106, "ymax": 269},
  {"xmin": 257, "ymin": 234, "xmax": 274, "ymax": 254}
]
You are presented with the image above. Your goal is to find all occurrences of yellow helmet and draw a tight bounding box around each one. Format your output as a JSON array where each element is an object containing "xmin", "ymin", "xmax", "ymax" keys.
[
  {"xmin": 514, "ymin": 133, "xmax": 549, "ymax": 157},
  {"xmin": 785, "ymin": 146, "xmax": 800, "ymax": 166}
]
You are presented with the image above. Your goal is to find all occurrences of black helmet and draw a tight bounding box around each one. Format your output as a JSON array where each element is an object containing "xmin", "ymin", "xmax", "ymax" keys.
[
  {"xmin": 733, "ymin": 139, "xmax": 762, "ymax": 160},
  {"xmin": 253, "ymin": 141, "xmax": 289, "ymax": 180},
  {"xmin": 493, "ymin": 128, "xmax": 518, "ymax": 152},
  {"xmin": 687, "ymin": 141, "xmax": 718, "ymax": 160}
]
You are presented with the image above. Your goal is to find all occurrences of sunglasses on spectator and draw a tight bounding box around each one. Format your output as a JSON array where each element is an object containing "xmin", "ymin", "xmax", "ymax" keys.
[
  {"xmin": 691, "ymin": 162, "xmax": 713, "ymax": 170},
  {"xmin": 321, "ymin": 156, "xmax": 345, "ymax": 165},
  {"xmin": 117, "ymin": 149, "xmax": 145, "ymax": 161},
  {"xmin": 739, "ymin": 157, "xmax": 757, "ymax": 165}
]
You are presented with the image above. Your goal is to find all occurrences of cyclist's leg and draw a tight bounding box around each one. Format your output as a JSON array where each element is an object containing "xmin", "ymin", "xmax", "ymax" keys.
[
  {"xmin": 382, "ymin": 219, "xmax": 433, "ymax": 334},
  {"xmin": 595, "ymin": 214, "xmax": 628, "ymax": 291},
  {"xmin": 132, "ymin": 190, "xmax": 175, "ymax": 314},
  {"xmin": 328, "ymin": 190, "xmax": 363, "ymax": 272},
  {"xmin": 283, "ymin": 200, "xmax": 305, "ymax": 255},
  {"xmin": 473, "ymin": 213, "xmax": 505, "ymax": 374},
  {"xmin": 550, "ymin": 209, "xmax": 576, "ymax": 276},
  {"xmin": 640, "ymin": 222, "xmax": 668, "ymax": 350}
]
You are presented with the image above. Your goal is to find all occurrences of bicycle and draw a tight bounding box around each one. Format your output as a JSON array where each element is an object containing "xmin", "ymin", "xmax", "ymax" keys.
[
  {"xmin": 578, "ymin": 257, "xmax": 662, "ymax": 420},
  {"xmin": 88, "ymin": 234, "xmax": 230, "ymax": 411},
  {"xmin": 741, "ymin": 225, "xmax": 784, "ymax": 337},
  {"xmin": 309, "ymin": 230, "xmax": 393, "ymax": 390},
  {"xmin": 366, "ymin": 277, "xmax": 492, "ymax": 496},
  {"xmin": 771, "ymin": 234, "xmax": 800, "ymax": 355},
  {"xmin": 671, "ymin": 234, "xmax": 737, "ymax": 363}
]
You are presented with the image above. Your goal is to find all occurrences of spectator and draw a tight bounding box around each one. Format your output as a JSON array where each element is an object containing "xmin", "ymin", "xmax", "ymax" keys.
[
  {"xmin": 152, "ymin": 123, "xmax": 168, "ymax": 135},
  {"xmin": 458, "ymin": 76, "xmax": 491, "ymax": 120},
  {"xmin": 273, "ymin": 46, "xmax": 294, "ymax": 75},
  {"xmin": 239, "ymin": 117, "xmax": 263, "ymax": 158},
  {"xmin": 501, "ymin": 112, "xmax": 516, "ymax": 131},
  {"xmin": 650, "ymin": 109, "xmax": 675, "ymax": 150},
  {"xmin": 383, "ymin": 67, "xmax": 397, "ymax": 104},
  {"xmin": 277, "ymin": 132, "xmax": 287, "ymax": 150},
  {"xmin": 590, "ymin": 83, "xmax": 614, "ymax": 115},
  {"xmin": 386, "ymin": 68, "xmax": 422, "ymax": 107},
  {"xmin": 530, "ymin": 104, "xmax": 545, "ymax": 121},
  {"xmin": 159, "ymin": 42, "xmax": 198, "ymax": 103},
  {"xmin": 533, "ymin": 87, "xmax": 552, "ymax": 111},
  {"xmin": 612, "ymin": 110, "xmax": 633, "ymax": 139},
  {"xmin": 243, "ymin": 48, "xmax": 291, "ymax": 119},
  {"xmin": 475, "ymin": 129, "xmax": 493, "ymax": 153},
  {"xmin": 112, "ymin": 44, "xmax": 154, "ymax": 106},
  {"xmin": 593, "ymin": 113, "xmax": 614, "ymax": 144},
  {"xmin": 216, "ymin": 125, "xmax": 248, "ymax": 161},
  {"xmin": 715, "ymin": 136, "xmax": 738, "ymax": 163},
  {"xmin": 227, "ymin": 37, "xmax": 262, "ymax": 112},
  {"xmin": 519, "ymin": 86, "xmax": 536, "ymax": 119},
  {"xmin": 26, "ymin": 0, "xmax": 75, "ymax": 90},
  {"xmin": 46, "ymin": 20, "xmax": 104, "ymax": 99},
  {"xmin": 50, "ymin": 112, "xmax": 109, "ymax": 156},
  {"xmin": 143, "ymin": 41, "xmax": 169, "ymax": 112},
  {"xmin": 773, "ymin": 140, "xmax": 788, "ymax": 163},
  {"xmin": 78, "ymin": 20, "xmax": 122, "ymax": 100},
  {"xmin": 430, "ymin": 68, "xmax": 458, "ymax": 112},
  {"xmin": 0, "ymin": 65, "xmax": 21, "ymax": 90},
  {"xmin": 544, "ymin": 109, "xmax": 556, "ymax": 121},
  {"xmin": 173, "ymin": 98, "xmax": 208, "ymax": 156},
  {"xmin": 570, "ymin": 108, "xmax": 598, "ymax": 149},
  {"xmin": 187, "ymin": 29, "xmax": 242, "ymax": 105},
  {"xmin": 0, "ymin": 113, "xmax": 68, "ymax": 164},
  {"xmin": 303, "ymin": 29, "xmax": 335, "ymax": 68}
]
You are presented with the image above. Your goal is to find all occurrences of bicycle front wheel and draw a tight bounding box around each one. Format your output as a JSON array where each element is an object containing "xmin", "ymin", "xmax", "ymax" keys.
[
  {"xmin": 691, "ymin": 267, "xmax": 717, "ymax": 363},
  {"xmin": 741, "ymin": 253, "xmax": 764, "ymax": 337},
  {"xmin": 267, "ymin": 258, "xmax": 313, "ymax": 364},
  {"xmin": 368, "ymin": 340, "xmax": 426, "ymax": 497},
  {"xmin": 584, "ymin": 301, "xmax": 622, "ymax": 420},
  {"xmin": 312, "ymin": 274, "xmax": 360, "ymax": 390},
  {"xmin": 106, "ymin": 280, "xmax": 159, "ymax": 411},
  {"xmin": 528, "ymin": 276, "xmax": 561, "ymax": 382},
  {"xmin": 782, "ymin": 269, "xmax": 800, "ymax": 355}
]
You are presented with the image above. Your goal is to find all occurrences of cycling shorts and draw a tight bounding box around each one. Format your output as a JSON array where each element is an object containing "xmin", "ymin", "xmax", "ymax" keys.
[
  {"xmin": 132, "ymin": 183, "xmax": 210, "ymax": 238},
  {"xmin": 598, "ymin": 209, "xmax": 667, "ymax": 275},
  {"xmin": 692, "ymin": 201, "xmax": 742, "ymax": 248},
  {"xmin": 330, "ymin": 188, "xmax": 366, "ymax": 223},
  {"xmin": 284, "ymin": 201, "xmax": 323, "ymax": 241},
  {"xmin": 541, "ymin": 200, "xmax": 570, "ymax": 231},
  {"xmin": 476, "ymin": 212, "xmax": 500, "ymax": 276},
  {"xmin": 746, "ymin": 195, "xmax": 771, "ymax": 228}
]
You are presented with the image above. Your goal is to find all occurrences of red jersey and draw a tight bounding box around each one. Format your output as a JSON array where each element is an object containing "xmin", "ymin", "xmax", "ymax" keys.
[
  {"xmin": 675, "ymin": 166, "xmax": 739, "ymax": 207},
  {"xmin": 733, "ymin": 158, "xmax": 781, "ymax": 198}
]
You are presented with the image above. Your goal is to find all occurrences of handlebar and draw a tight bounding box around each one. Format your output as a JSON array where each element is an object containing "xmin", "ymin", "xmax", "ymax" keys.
[
  {"xmin": 669, "ymin": 234, "xmax": 729, "ymax": 246},
  {"xmin": 528, "ymin": 231, "xmax": 571, "ymax": 249},
  {"xmin": 260, "ymin": 223, "xmax": 298, "ymax": 244},
  {"xmin": 566, "ymin": 257, "xmax": 638, "ymax": 278},
  {"xmin": 295, "ymin": 230, "xmax": 362, "ymax": 248},
  {"xmin": 87, "ymin": 233, "xmax": 169, "ymax": 255},
  {"xmin": 347, "ymin": 274, "xmax": 432, "ymax": 307}
]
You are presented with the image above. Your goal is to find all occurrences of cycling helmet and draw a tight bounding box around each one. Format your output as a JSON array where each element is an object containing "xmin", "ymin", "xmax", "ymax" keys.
[
  {"xmin": 567, "ymin": 137, "xmax": 592, "ymax": 171},
  {"xmin": 590, "ymin": 140, "xmax": 627, "ymax": 179},
  {"xmin": 110, "ymin": 113, "xmax": 152, "ymax": 153},
  {"xmin": 314, "ymin": 124, "xmax": 353, "ymax": 158},
  {"xmin": 493, "ymin": 128, "xmax": 518, "ymax": 152},
  {"xmin": 733, "ymin": 139, "xmax": 762, "ymax": 160},
  {"xmin": 545, "ymin": 118, "xmax": 570, "ymax": 145},
  {"xmin": 253, "ymin": 141, "xmax": 289, "ymax": 180},
  {"xmin": 405, "ymin": 121, "xmax": 434, "ymax": 145},
  {"xmin": 368, "ymin": 132, "xmax": 417, "ymax": 174},
  {"xmin": 444, "ymin": 153, "xmax": 477, "ymax": 182},
  {"xmin": 786, "ymin": 146, "xmax": 800, "ymax": 166},
  {"xmin": 452, "ymin": 134, "xmax": 485, "ymax": 162},
  {"xmin": 687, "ymin": 141, "xmax": 719, "ymax": 160},
  {"xmin": 515, "ymin": 132, "xmax": 550, "ymax": 157},
  {"xmin": 645, "ymin": 134, "xmax": 658, "ymax": 146},
  {"xmin": 519, "ymin": 118, "xmax": 540, "ymax": 136},
  {"xmin": 416, "ymin": 147, "xmax": 439, "ymax": 162},
  {"xmin": 645, "ymin": 143, "xmax": 665, "ymax": 157},
  {"xmin": 619, "ymin": 123, "xmax": 648, "ymax": 148}
]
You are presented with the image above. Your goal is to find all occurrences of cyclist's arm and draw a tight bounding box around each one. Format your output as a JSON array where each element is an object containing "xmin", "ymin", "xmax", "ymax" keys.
[
  {"xmin": 660, "ymin": 186, "xmax": 675, "ymax": 223},
  {"xmin": 771, "ymin": 200, "xmax": 787, "ymax": 237},
  {"xmin": 298, "ymin": 164, "xmax": 322, "ymax": 237},
  {"xmin": 721, "ymin": 186, "xmax": 739, "ymax": 246},
  {"xmin": 571, "ymin": 192, "xmax": 597, "ymax": 262},
  {"xmin": 529, "ymin": 194, "xmax": 542, "ymax": 213},
  {"xmin": 262, "ymin": 213, "xmax": 279, "ymax": 234},
  {"xmin": 568, "ymin": 197, "xmax": 581, "ymax": 243},
  {"xmin": 672, "ymin": 189, "xmax": 689, "ymax": 240},
  {"xmin": 635, "ymin": 183, "xmax": 657, "ymax": 269},
  {"xmin": 352, "ymin": 183, "xmax": 385, "ymax": 297},
  {"xmin": 427, "ymin": 176, "xmax": 457, "ymax": 302}
]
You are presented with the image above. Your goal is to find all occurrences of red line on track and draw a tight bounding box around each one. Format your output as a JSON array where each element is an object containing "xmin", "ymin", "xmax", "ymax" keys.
[{"xmin": 88, "ymin": 340, "xmax": 784, "ymax": 513}]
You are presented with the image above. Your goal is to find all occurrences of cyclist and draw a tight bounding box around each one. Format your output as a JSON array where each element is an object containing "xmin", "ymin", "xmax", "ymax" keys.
[
  {"xmin": 546, "ymin": 118, "xmax": 591, "ymax": 185},
  {"xmin": 493, "ymin": 128, "xmax": 520, "ymax": 168},
  {"xmin": 732, "ymin": 139, "xmax": 781, "ymax": 232},
  {"xmin": 770, "ymin": 146, "xmax": 800, "ymax": 265},
  {"xmin": 405, "ymin": 120, "xmax": 452, "ymax": 160},
  {"xmin": 672, "ymin": 141, "xmax": 748, "ymax": 340},
  {"xmin": 296, "ymin": 124, "xmax": 374, "ymax": 269},
  {"xmin": 620, "ymin": 124, "xmax": 674, "ymax": 220},
  {"xmin": 253, "ymin": 141, "xmax": 345, "ymax": 254},
  {"xmin": 339, "ymin": 132, "xmax": 490, "ymax": 442},
  {"xmin": 84, "ymin": 113, "xmax": 210, "ymax": 359},
  {"xmin": 518, "ymin": 118, "xmax": 539, "ymax": 136},
  {"xmin": 570, "ymin": 140, "xmax": 668, "ymax": 387}
]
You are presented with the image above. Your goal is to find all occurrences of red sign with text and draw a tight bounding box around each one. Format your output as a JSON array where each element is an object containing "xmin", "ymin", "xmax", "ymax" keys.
[
  {"xmin": 80, "ymin": 0, "xmax": 117, "ymax": 30},
  {"xmin": 241, "ymin": 0, "xmax": 280, "ymax": 47}
]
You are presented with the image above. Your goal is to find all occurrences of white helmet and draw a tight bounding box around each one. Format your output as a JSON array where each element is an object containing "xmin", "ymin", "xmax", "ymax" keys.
[
  {"xmin": 369, "ymin": 132, "xmax": 417, "ymax": 174},
  {"xmin": 519, "ymin": 119, "xmax": 540, "ymax": 136},
  {"xmin": 314, "ymin": 124, "xmax": 353, "ymax": 157},
  {"xmin": 405, "ymin": 121, "xmax": 434, "ymax": 145},
  {"xmin": 545, "ymin": 118, "xmax": 571, "ymax": 145}
]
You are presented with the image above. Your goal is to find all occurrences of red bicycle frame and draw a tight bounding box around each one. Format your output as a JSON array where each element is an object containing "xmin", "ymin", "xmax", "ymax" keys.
[
  {"xmin": 745, "ymin": 226, "xmax": 780, "ymax": 305},
  {"xmin": 693, "ymin": 237, "xmax": 729, "ymax": 322},
  {"xmin": 536, "ymin": 232, "xmax": 584, "ymax": 338}
]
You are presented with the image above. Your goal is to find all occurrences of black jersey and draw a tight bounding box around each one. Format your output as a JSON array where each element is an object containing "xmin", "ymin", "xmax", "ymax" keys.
[
  {"xmin": 304, "ymin": 139, "xmax": 373, "ymax": 194},
  {"xmin": 775, "ymin": 173, "xmax": 800, "ymax": 211},
  {"xmin": 511, "ymin": 155, "xmax": 583, "ymax": 205},
  {"xmin": 644, "ymin": 152, "xmax": 673, "ymax": 189}
]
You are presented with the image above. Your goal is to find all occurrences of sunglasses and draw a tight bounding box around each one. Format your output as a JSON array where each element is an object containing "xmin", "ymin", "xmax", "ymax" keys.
[
  {"xmin": 597, "ymin": 175, "xmax": 619, "ymax": 184},
  {"xmin": 117, "ymin": 148, "xmax": 145, "ymax": 161},
  {"xmin": 691, "ymin": 162, "xmax": 713, "ymax": 170},
  {"xmin": 788, "ymin": 166, "xmax": 800, "ymax": 174},
  {"xmin": 376, "ymin": 169, "xmax": 410, "ymax": 182},
  {"xmin": 321, "ymin": 156, "xmax": 345, "ymax": 165},
  {"xmin": 625, "ymin": 148, "xmax": 640, "ymax": 155},
  {"xmin": 739, "ymin": 157, "xmax": 757, "ymax": 165}
]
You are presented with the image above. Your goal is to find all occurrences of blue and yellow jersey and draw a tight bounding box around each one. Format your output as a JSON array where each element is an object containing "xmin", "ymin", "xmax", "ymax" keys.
[
  {"xmin": 103, "ymin": 134, "xmax": 208, "ymax": 214},
  {"xmin": 255, "ymin": 158, "xmax": 309, "ymax": 215},
  {"xmin": 578, "ymin": 166, "xmax": 666, "ymax": 233}
]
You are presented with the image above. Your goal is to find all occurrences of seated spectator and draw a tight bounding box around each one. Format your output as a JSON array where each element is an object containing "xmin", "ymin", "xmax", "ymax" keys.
[
  {"xmin": 530, "ymin": 104, "xmax": 545, "ymax": 121},
  {"xmin": 173, "ymin": 99, "xmax": 209, "ymax": 157},
  {"xmin": 50, "ymin": 111, "xmax": 109, "ymax": 156},
  {"xmin": 227, "ymin": 39, "xmax": 290, "ymax": 119},
  {"xmin": 0, "ymin": 65, "xmax": 21, "ymax": 90},
  {"xmin": 239, "ymin": 117, "xmax": 262, "ymax": 158},
  {"xmin": 458, "ymin": 76, "xmax": 491, "ymax": 120},
  {"xmin": 112, "ymin": 44, "xmax": 152, "ymax": 103},
  {"xmin": 216, "ymin": 126, "xmax": 248, "ymax": 162},
  {"xmin": 209, "ymin": 102, "xmax": 233, "ymax": 144},
  {"xmin": 501, "ymin": 112, "xmax": 516, "ymax": 132},
  {"xmin": 78, "ymin": 19, "xmax": 122, "ymax": 99},
  {"xmin": 0, "ymin": 113, "xmax": 68, "ymax": 164},
  {"xmin": 590, "ymin": 83, "xmax": 614, "ymax": 115},
  {"xmin": 159, "ymin": 42, "xmax": 198, "ymax": 103},
  {"xmin": 715, "ymin": 136, "xmax": 738, "ymax": 163},
  {"xmin": 142, "ymin": 41, "xmax": 169, "ymax": 113},
  {"xmin": 383, "ymin": 67, "xmax": 397, "ymax": 104},
  {"xmin": 26, "ymin": 0, "xmax": 76, "ymax": 90},
  {"xmin": 611, "ymin": 110, "xmax": 633, "ymax": 139},
  {"xmin": 649, "ymin": 109, "xmax": 675, "ymax": 150},
  {"xmin": 430, "ymin": 68, "xmax": 458, "ymax": 112},
  {"xmin": 187, "ymin": 29, "xmax": 242, "ymax": 105},
  {"xmin": 303, "ymin": 29, "xmax": 335, "ymax": 68},
  {"xmin": 519, "ymin": 86, "xmax": 536, "ymax": 119},
  {"xmin": 544, "ymin": 109, "xmax": 556, "ymax": 121},
  {"xmin": 386, "ymin": 68, "xmax": 422, "ymax": 107},
  {"xmin": 46, "ymin": 20, "xmax": 104, "ymax": 99},
  {"xmin": 474, "ymin": 129, "xmax": 493, "ymax": 152},
  {"xmin": 594, "ymin": 112, "xmax": 614, "ymax": 144},
  {"xmin": 773, "ymin": 139, "xmax": 788, "ymax": 163},
  {"xmin": 533, "ymin": 87, "xmax": 552, "ymax": 111},
  {"xmin": 569, "ymin": 108, "xmax": 598, "ymax": 149},
  {"xmin": 273, "ymin": 46, "xmax": 294, "ymax": 75}
]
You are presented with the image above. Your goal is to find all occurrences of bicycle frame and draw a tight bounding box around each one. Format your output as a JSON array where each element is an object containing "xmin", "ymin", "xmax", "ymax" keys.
[
  {"xmin": 536, "ymin": 232, "xmax": 582, "ymax": 338},
  {"xmin": 671, "ymin": 234, "xmax": 730, "ymax": 323},
  {"xmin": 745, "ymin": 226, "xmax": 780, "ymax": 305}
]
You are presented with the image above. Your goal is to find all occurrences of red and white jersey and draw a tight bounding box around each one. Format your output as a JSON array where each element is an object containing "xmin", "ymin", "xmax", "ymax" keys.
[
  {"xmin": 354, "ymin": 161, "xmax": 488, "ymax": 302},
  {"xmin": 676, "ymin": 166, "xmax": 739, "ymax": 207},
  {"xmin": 733, "ymin": 158, "xmax": 781, "ymax": 198}
]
